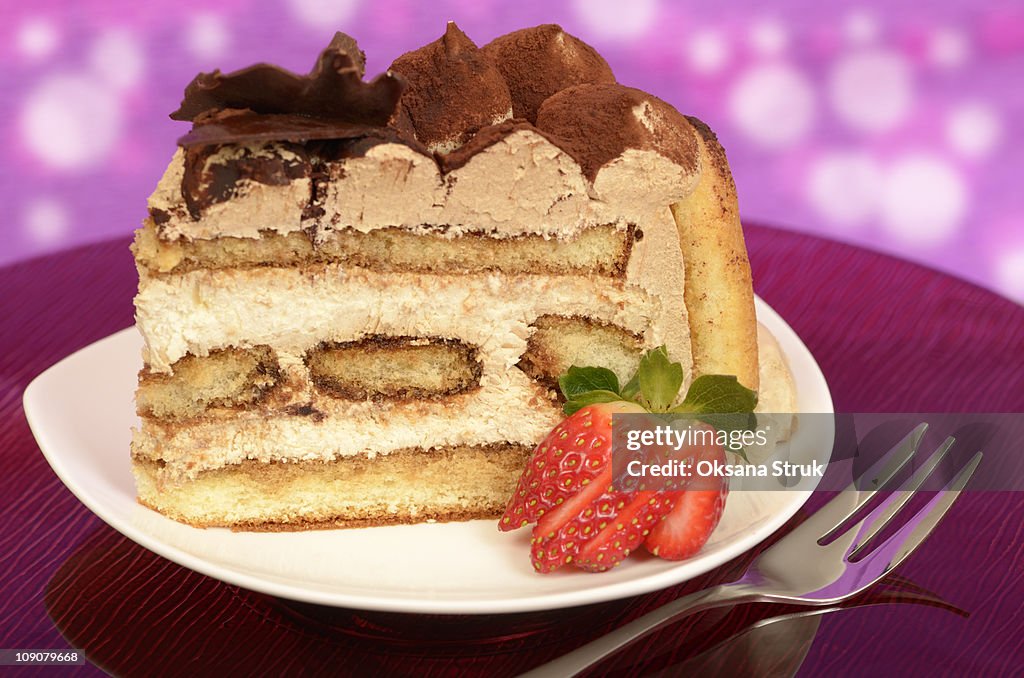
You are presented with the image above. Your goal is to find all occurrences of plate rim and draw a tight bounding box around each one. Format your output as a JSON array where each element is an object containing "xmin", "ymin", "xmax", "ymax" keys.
[{"xmin": 24, "ymin": 295, "xmax": 834, "ymax": 614}]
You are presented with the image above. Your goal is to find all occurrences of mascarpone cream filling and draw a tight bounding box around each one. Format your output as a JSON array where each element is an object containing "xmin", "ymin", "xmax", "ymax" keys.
[
  {"xmin": 150, "ymin": 129, "xmax": 702, "ymax": 241},
  {"xmin": 138, "ymin": 267, "xmax": 662, "ymax": 373}
]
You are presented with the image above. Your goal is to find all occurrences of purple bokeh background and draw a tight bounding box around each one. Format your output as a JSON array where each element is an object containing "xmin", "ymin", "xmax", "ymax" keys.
[{"xmin": 2, "ymin": 1, "xmax": 1022, "ymax": 303}]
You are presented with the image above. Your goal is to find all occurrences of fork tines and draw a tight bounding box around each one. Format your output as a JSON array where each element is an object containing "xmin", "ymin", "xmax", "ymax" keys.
[{"xmin": 816, "ymin": 423, "xmax": 982, "ymax": 562}]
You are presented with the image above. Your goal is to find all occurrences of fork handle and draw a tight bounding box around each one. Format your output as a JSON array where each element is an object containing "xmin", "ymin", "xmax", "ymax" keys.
[{"xmin": 519, "ymin": 584, "xmax": 749, "ymax": 678}]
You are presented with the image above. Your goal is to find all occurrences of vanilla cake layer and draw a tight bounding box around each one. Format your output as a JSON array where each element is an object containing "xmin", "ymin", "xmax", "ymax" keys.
[
  {"xmin": 133, "ymin": 220, "xmax": 633, "ymax": 277},
  {"xmin": 132, "ymin": 444, "xmax": 532, "ymax": 530},
  {"xmin": 307, "ymin": 337, "xmax": 482, "ymax": 400},
  {"xmin": 137, "ymin": 346, "xmax": 279, "ymax": 419},
  {"xmin": 135, "ymin": 337, "xmax": 486, "ymax": 420},
  {"xmin": 518, "ymin": 315, "xmax": 642, "ymax": 388}
]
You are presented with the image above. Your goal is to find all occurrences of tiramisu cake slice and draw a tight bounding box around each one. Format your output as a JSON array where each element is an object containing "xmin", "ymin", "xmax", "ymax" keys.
[{"xmin": 131, "ymin": 23, "xmax": 789, "ymax": 530}]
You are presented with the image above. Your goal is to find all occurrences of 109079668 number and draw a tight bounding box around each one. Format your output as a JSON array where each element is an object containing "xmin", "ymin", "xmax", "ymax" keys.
[{"xmin": 0, "ymin": 649, "xmax": 84, "ymax": 665}]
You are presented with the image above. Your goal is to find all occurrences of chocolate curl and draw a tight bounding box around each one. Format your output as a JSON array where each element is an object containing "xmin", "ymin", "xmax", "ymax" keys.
[{"xmin": 171, "ymin": 32, "xmax": 404, "ymax": 127}]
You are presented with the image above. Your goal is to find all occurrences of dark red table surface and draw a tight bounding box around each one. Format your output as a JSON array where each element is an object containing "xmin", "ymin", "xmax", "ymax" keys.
[{"xmin": 2, "ymin": 224, "xmax": 1023, "ymax": 677}]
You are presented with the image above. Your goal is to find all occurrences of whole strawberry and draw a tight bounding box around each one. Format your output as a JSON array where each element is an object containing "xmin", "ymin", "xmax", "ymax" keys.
[{"xmin": 500, "ymin": 346, "xmax": 756, "ymax": 574}]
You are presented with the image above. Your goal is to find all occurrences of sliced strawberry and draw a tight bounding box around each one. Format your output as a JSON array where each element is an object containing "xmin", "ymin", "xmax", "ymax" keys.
[
  {"xmin": 574, "ymin": 491, "xmax": 678, "ymax": 572},
  {"xmin": 644, "ymin": 444, "xmax": 728, "ymax": 560},
  {"xmin": 643, "ymin": 486, "xmax": 727, "ymax": 560},
  {"xmin": 500, "ymin": 402, "xmax": 641, "ymax": 531},
  {"xmin": 529, "ymin": 467, "xmax": 613, "ymax": 572},
  {"xmin": 498, "ymin": 346, "xmax": 755, "ymax": 574}
]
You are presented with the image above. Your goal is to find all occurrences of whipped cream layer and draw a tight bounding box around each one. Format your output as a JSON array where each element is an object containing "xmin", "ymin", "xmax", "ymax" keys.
[
  {"xmin": 138, "ymin": 268, "xmax": 653, "ymax": 369},
  {"xmin": 152, "ymin": 127, "xmax": 701, "ymax": 241}
]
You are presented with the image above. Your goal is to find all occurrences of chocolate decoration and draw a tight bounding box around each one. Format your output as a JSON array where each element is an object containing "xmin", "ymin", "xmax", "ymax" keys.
[
  {"xmin": 178, "ymin": 110, "xmax": 386, "ymax": 148},
  {"xmin": 171, "ymin": 32, "xmax": 404, "ymax": 127},
  {"xmin": 161, "ymin": 24, "xmax": 701, "ymax": 205},
  {"xmin": 389, "ymin": 22, "xmax": 513, "ymax": 153},
  {"xmin": 325, "ymin": 32, "xmax": 366, "ymax": 75},
  {"xmin": 482, "ymin": 24, "xmax": 615, "ymax": 124},
  {"xmin": 535, "ymin": 83, "xmax": 698, "ymax": 180}
]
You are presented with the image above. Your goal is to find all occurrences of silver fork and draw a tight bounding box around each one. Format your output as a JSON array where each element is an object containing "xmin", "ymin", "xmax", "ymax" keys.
[{"xmin": 521, "ymin": 424, "xmax": 982, "ymax": 678}]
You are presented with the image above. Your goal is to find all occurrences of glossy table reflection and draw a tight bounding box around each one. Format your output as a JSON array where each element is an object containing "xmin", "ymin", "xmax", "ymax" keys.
[{"xmin": 2, "ymin": 225, "xmax": 1023, "ymax": 676}]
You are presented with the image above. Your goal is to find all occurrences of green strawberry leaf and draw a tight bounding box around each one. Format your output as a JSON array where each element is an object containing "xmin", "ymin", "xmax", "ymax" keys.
[
  {"xmin": 636, "ymin": 346, "xmax": 684, "ymax": 413},
  {"xmin": 673, "ymin": 374, "xmax": 758, "ymax": 414},
  {"xmin": 563, "ymin": 389, "xmax": 622, "ymax": 415},
  {"xmin": 559, "ymin": 366, "xmax": 620, "ymax": 401},
  {"xmin": 619, "ymin": 370, "xmax": 641, "ymax": 401},
  {"xmin": 555, "ymin": 351, "xmax": 758, "ymax": 427},
  {"xmin": 671, "ymin": 375, "xmax": 758, "ymax": 459}
]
